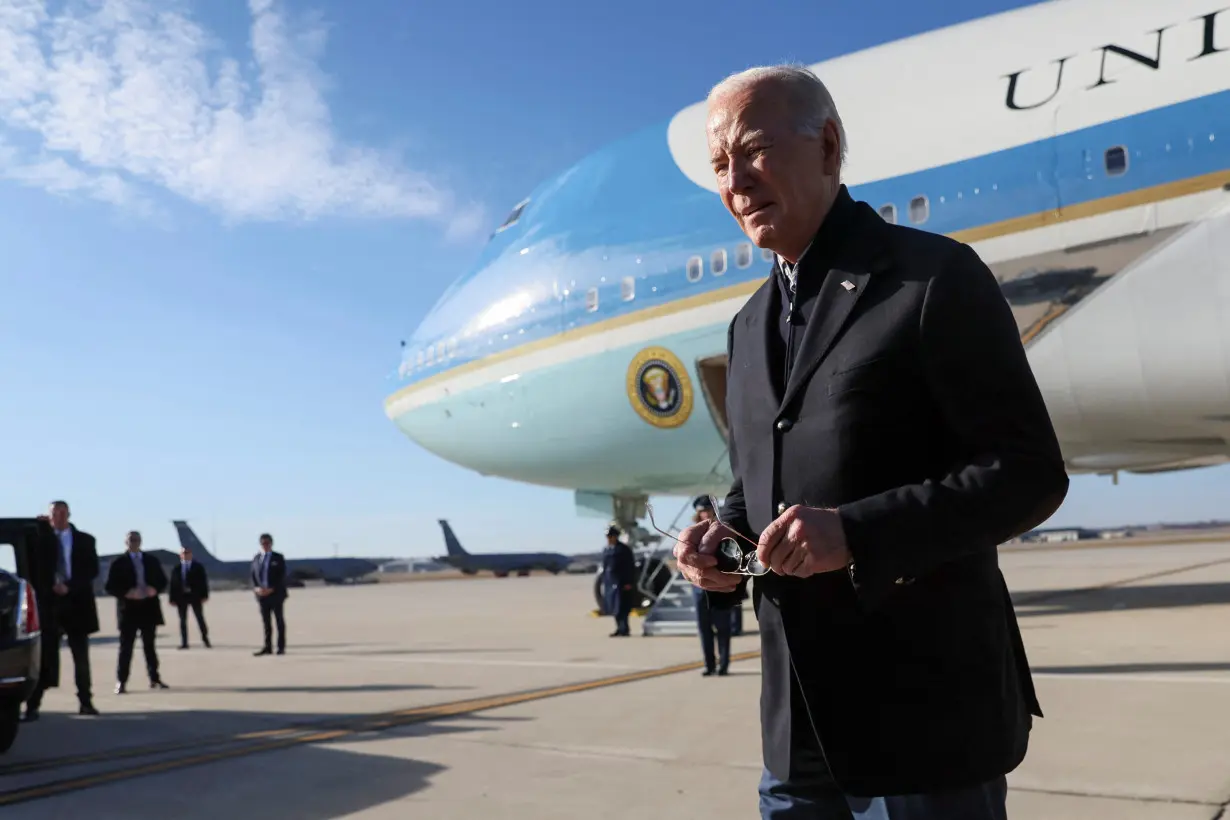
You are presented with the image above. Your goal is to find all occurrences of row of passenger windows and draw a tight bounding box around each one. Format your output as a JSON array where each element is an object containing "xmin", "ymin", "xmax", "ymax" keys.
[
  {"xmin": 876, "ymin": 145, "xmax": 1131, "ymax": 226},
  {"xmin": 584, "ymin": 242, "xmax": 775, "ymax": 312},
  {"xmin": 408, "ymin": 139, "xmax": 1168, "ymax": 375},
  {"xmin": 402, "ymin": 240, "xmax": 773, "ymax": 372}
]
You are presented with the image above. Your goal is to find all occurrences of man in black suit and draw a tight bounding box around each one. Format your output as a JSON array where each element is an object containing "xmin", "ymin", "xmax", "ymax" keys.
[
  {"xmin": 105, "ymin": 531, "xmax": 170, "ymax": 693},
  {"xmin": 25, "ymin": 500, "xmax": 100, "ymax": 720},
  {"xmin": 168, "ymin": 544, "xmax": 211, "ymax": 649},
  {"xmin": 675, "ymin": 65, "xmax": 1069, "ymax": 818},
  {"xmin": 251, "ymin": 533, "xmax": 288, "ymax": 656}
]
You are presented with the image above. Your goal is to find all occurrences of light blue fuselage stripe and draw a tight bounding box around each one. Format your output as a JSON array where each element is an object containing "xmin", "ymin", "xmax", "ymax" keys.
[{"xmin": 396, "ymin": 88, "xmax": 1230, "ymax": 394}]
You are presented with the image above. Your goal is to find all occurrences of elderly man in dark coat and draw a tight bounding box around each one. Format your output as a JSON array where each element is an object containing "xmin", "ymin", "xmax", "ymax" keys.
[{"xmin": 675, "ymin": 64, "xmax": 1069, "ymax": 819}]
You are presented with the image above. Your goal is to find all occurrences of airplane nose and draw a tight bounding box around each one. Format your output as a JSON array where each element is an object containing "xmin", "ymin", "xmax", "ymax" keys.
[{"xmin": 383, "ymin": 122, "xmax": 738, "ymax": 495}]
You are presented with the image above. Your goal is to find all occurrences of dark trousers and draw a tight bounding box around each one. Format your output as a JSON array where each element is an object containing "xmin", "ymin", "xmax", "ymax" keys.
[
  {"xmin": 758, "ymin": 747, "xmax": 1008, "ymax": 819},
  {"xmin": 28, "ymin": 629, "xmax": 92, "ymax": 708},
  {"xmin": 259, "ymin": 596, "xmax": 286, "ymax": 650},
  {"xmin": 177, "ymin": 601, "xmax": 209, "ymax": 645},
  {"xmin": 117, "ymin": 623, "xmax": 160, "ymax": 685},
  {"xmin": 693, "ymin": 585, "xmax": 731, "ymax": 672}
]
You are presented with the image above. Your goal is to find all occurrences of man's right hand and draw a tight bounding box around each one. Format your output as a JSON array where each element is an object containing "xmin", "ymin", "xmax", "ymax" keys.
[
  {"xmin": 53, "ymin": 583, "xmax": 68, "ymax": 596},
  {"xmin": 673, "ymin": 521, "xmax": 743, "ymax": 593}
]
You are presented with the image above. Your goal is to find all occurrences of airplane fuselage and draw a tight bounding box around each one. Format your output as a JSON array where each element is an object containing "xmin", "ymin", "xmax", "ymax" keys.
[{"xmin": 385, "ymin": 0, "xmax": 1230, "ymax": 510}]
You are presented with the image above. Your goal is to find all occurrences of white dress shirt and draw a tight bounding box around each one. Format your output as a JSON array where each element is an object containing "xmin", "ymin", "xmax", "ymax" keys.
[{"xmin": 56, "ymin": 527, "xmax": 73, "ymax": 580}]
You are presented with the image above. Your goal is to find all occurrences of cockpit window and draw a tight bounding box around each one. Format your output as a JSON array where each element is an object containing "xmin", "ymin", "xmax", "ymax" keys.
[{"xmin": 494, "ymin": 198, "xmax": 530, "ymax": 234}]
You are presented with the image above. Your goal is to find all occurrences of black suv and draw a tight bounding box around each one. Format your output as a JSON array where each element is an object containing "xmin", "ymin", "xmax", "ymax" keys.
[{"xmin": 0, "ymin": 519, "xmax": 49, "ymax": 753}]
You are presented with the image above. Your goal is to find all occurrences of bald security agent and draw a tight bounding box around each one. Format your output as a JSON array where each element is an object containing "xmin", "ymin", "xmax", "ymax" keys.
[
  {"xmin": 674, "ymin": 65, "xmax": 1069, "ymax": 819},
  {"xmin": 105, "ymin": 531, "xmax": 170, "ymax": 693}
]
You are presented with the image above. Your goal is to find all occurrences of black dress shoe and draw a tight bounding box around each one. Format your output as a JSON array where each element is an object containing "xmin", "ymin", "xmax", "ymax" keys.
[
  {"xmin": 151, "ymin": 680, "xmax": 169, "ymax": 690},
  {"xmin": 79, "ymin": 702, "xmax": 100, "ymax": 716},
  {"xmin": 701, "ymin": 669, "xmax": 715, "ymax": 677},
  {"xmin": 254, "ymin": 648, "xmax": 272, "ymax": 656},
  {"xmin": 203, "ymin": 637, "xmax": 211, "ymax": 648},
  {"xmin": 21, "ymin": 708, "xmax": 39, "ymax": 722},
  {"xmin": 178, "ymin": 644, "xmax": 188, "ymax": 650},
  {"xmin": 276, "ymin": 648, "xmax": 285, "ymax": 655},
  {"xmin": 718, "ymin": 668, "xmax": 729, "ymax": 676}
]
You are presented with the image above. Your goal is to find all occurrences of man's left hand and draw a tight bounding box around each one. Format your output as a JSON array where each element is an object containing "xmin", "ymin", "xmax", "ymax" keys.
[{"xmin": 757, "ymin": 506, "xmax": 851, "ymax": 578}]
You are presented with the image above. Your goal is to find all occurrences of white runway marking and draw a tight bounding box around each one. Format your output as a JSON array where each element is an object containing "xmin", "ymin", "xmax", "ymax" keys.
[{"xmin": 1033, "ymin": 672, "xmax": 1230, "ymax": 685}]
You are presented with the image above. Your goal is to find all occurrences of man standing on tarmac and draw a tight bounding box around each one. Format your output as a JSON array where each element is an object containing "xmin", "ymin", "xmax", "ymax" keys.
[
  {"xmin": 25, "ymin": 500, "xmax": 100, "ymax": 720},
  {"xmin": 106, "ymin": 531, "xmax": 170, "ymax": 694},
  {"xmin": 252, "ymin": 533, "xmax": 289, "ymax": 655},
  {"xmin": 690, "ymin": 497, "xmax": 733, "ymax": 676},
  {"xmin": 674, "ymin": 64, "xmax": 1068, "ymax": 818},
  {"xmin": 600, "ymin": 525, "xmax": 637, "ymax": 637},
  {"xmin": 168, "ymin": 544, "xmax": 211, "ymax": 649}
]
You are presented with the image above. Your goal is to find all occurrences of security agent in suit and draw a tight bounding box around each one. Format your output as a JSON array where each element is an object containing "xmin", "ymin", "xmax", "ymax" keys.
[
  {"xmin": 675, "ymin": 66, "xmax": 1069, "ymax": 818},
  {"xmin": 690, "ymin": 497, "xmax": 732, "ymax": 676},
  {"xmin": 105, "ymin": 531, "xmax": 170, "ymax": 693},
  {"xmin": 25, "ymin": 500, "xmax": 101, "ymax": 720},
  {"xmin": 252, "ymin": 533, "xmax": 288, "ymax": 655},
  {"xmin": 168, "ymin": 545, "xmax": 211, "ymax": 649}
]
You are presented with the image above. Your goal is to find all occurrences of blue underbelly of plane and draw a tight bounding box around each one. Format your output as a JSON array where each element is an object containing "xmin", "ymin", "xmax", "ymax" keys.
[{"xmin": 392, "ymin": 323, "xmax": 733, "ymax": 496}]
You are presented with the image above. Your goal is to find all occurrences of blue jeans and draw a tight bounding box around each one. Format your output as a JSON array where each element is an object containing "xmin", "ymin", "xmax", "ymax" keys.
[{"xmin": 758, "ymin": 765, "xmax": 1008, "ymax": 819}]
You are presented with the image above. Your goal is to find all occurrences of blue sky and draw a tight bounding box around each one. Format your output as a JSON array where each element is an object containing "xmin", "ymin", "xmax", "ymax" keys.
[{"xmin": 1, "ymin": 0, "xmax": 1227, "ymax": 562}]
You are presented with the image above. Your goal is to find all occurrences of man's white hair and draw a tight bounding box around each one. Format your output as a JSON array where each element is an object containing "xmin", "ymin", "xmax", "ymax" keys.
[{"xmin": 707, "ymin": 64, "xmax": 848, "ymax": 168}]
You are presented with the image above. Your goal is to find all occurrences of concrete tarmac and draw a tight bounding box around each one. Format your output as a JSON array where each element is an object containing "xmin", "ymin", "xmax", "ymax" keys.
[{"xmin": 2, "ymin": 538, "xmax": 1229, "ymax": 818}]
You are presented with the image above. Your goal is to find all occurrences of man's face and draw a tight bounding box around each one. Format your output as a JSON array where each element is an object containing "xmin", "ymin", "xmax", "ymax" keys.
[
  {"xmin": 697, "ymin": 508, "xmax": 715, "ymax": 522},
  {"xmin": 181, "ymin": 548, "xmax": 192, "ymax": 562},
  {"xmin": 127, "ymin": 533, "xmax": 142, "ymax": 551},
  {"xmin": 260, "ymin": 538, "xmax": 272, "ymax": 552},
  {"xmin": 49, "ymin": 503, "xmax": 69, "ymax": 530},
  {"xmin": 706, "ymin": 83, "xmax": 840, "ymax": 258}
]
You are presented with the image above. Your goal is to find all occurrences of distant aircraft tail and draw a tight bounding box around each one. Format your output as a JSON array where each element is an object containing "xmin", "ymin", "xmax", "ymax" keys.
[
  {"xmin": 438, "ymin": 520, "xmax": 470, "ymax": 558},
  {"xmin": 171, "ymin": 520, "xmax": 225, "ymax": 568}
]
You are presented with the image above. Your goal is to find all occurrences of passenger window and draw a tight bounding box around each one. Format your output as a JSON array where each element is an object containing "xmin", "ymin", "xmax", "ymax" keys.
[
  {"xmin": 734, "ymin": 243, "xmax": 753, "ymax": 268},
  {"xmin": 585, "ymin": 287, "xmax": 599, "ymax": 312},
  {"xmin": 761, "ymin": 247, "xmax": 775, "ymax": 262},
  {"xmin": 1104, "ymin": 146, "xmax": 1128, "ymax": 176},
  {"xmin": 878, "ymin": 203, "xmax": 897, "ymax": 224},
  {"xmin": 909, "ymin": 196, "xmax": 929, "ymax": 224},
  {"xmin": 711, "ymin": 249, "xmax": 727, "ymax": 276},
  {"xmin": 686, "ymin": 256, "xmax": 703, "ymax": 282},
  {"xmin": 621, "ymin": 277, "xmax": 635, "ymax": 301}
]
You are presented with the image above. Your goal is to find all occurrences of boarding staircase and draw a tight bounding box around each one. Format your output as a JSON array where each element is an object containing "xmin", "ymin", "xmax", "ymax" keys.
[{"xmin": 641, "ymin": 569, "xmax": 701, "ymax": 636}]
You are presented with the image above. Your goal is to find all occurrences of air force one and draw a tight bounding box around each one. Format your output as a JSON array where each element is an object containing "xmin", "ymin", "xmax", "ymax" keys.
[{"xmin": 385, "ymin": 0, "xmax": 1230, "ymax": 535}]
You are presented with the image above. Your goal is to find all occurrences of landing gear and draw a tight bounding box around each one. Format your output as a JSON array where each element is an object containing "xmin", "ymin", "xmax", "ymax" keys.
[{"xmin": 591, "ymin": 494, "xmax": 674, "ymax": 615}]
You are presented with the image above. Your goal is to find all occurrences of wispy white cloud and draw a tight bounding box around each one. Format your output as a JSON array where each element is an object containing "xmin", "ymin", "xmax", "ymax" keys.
[{"xmin": 0, "ymin": 0, "xmax": 487, "ymax": 238}]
